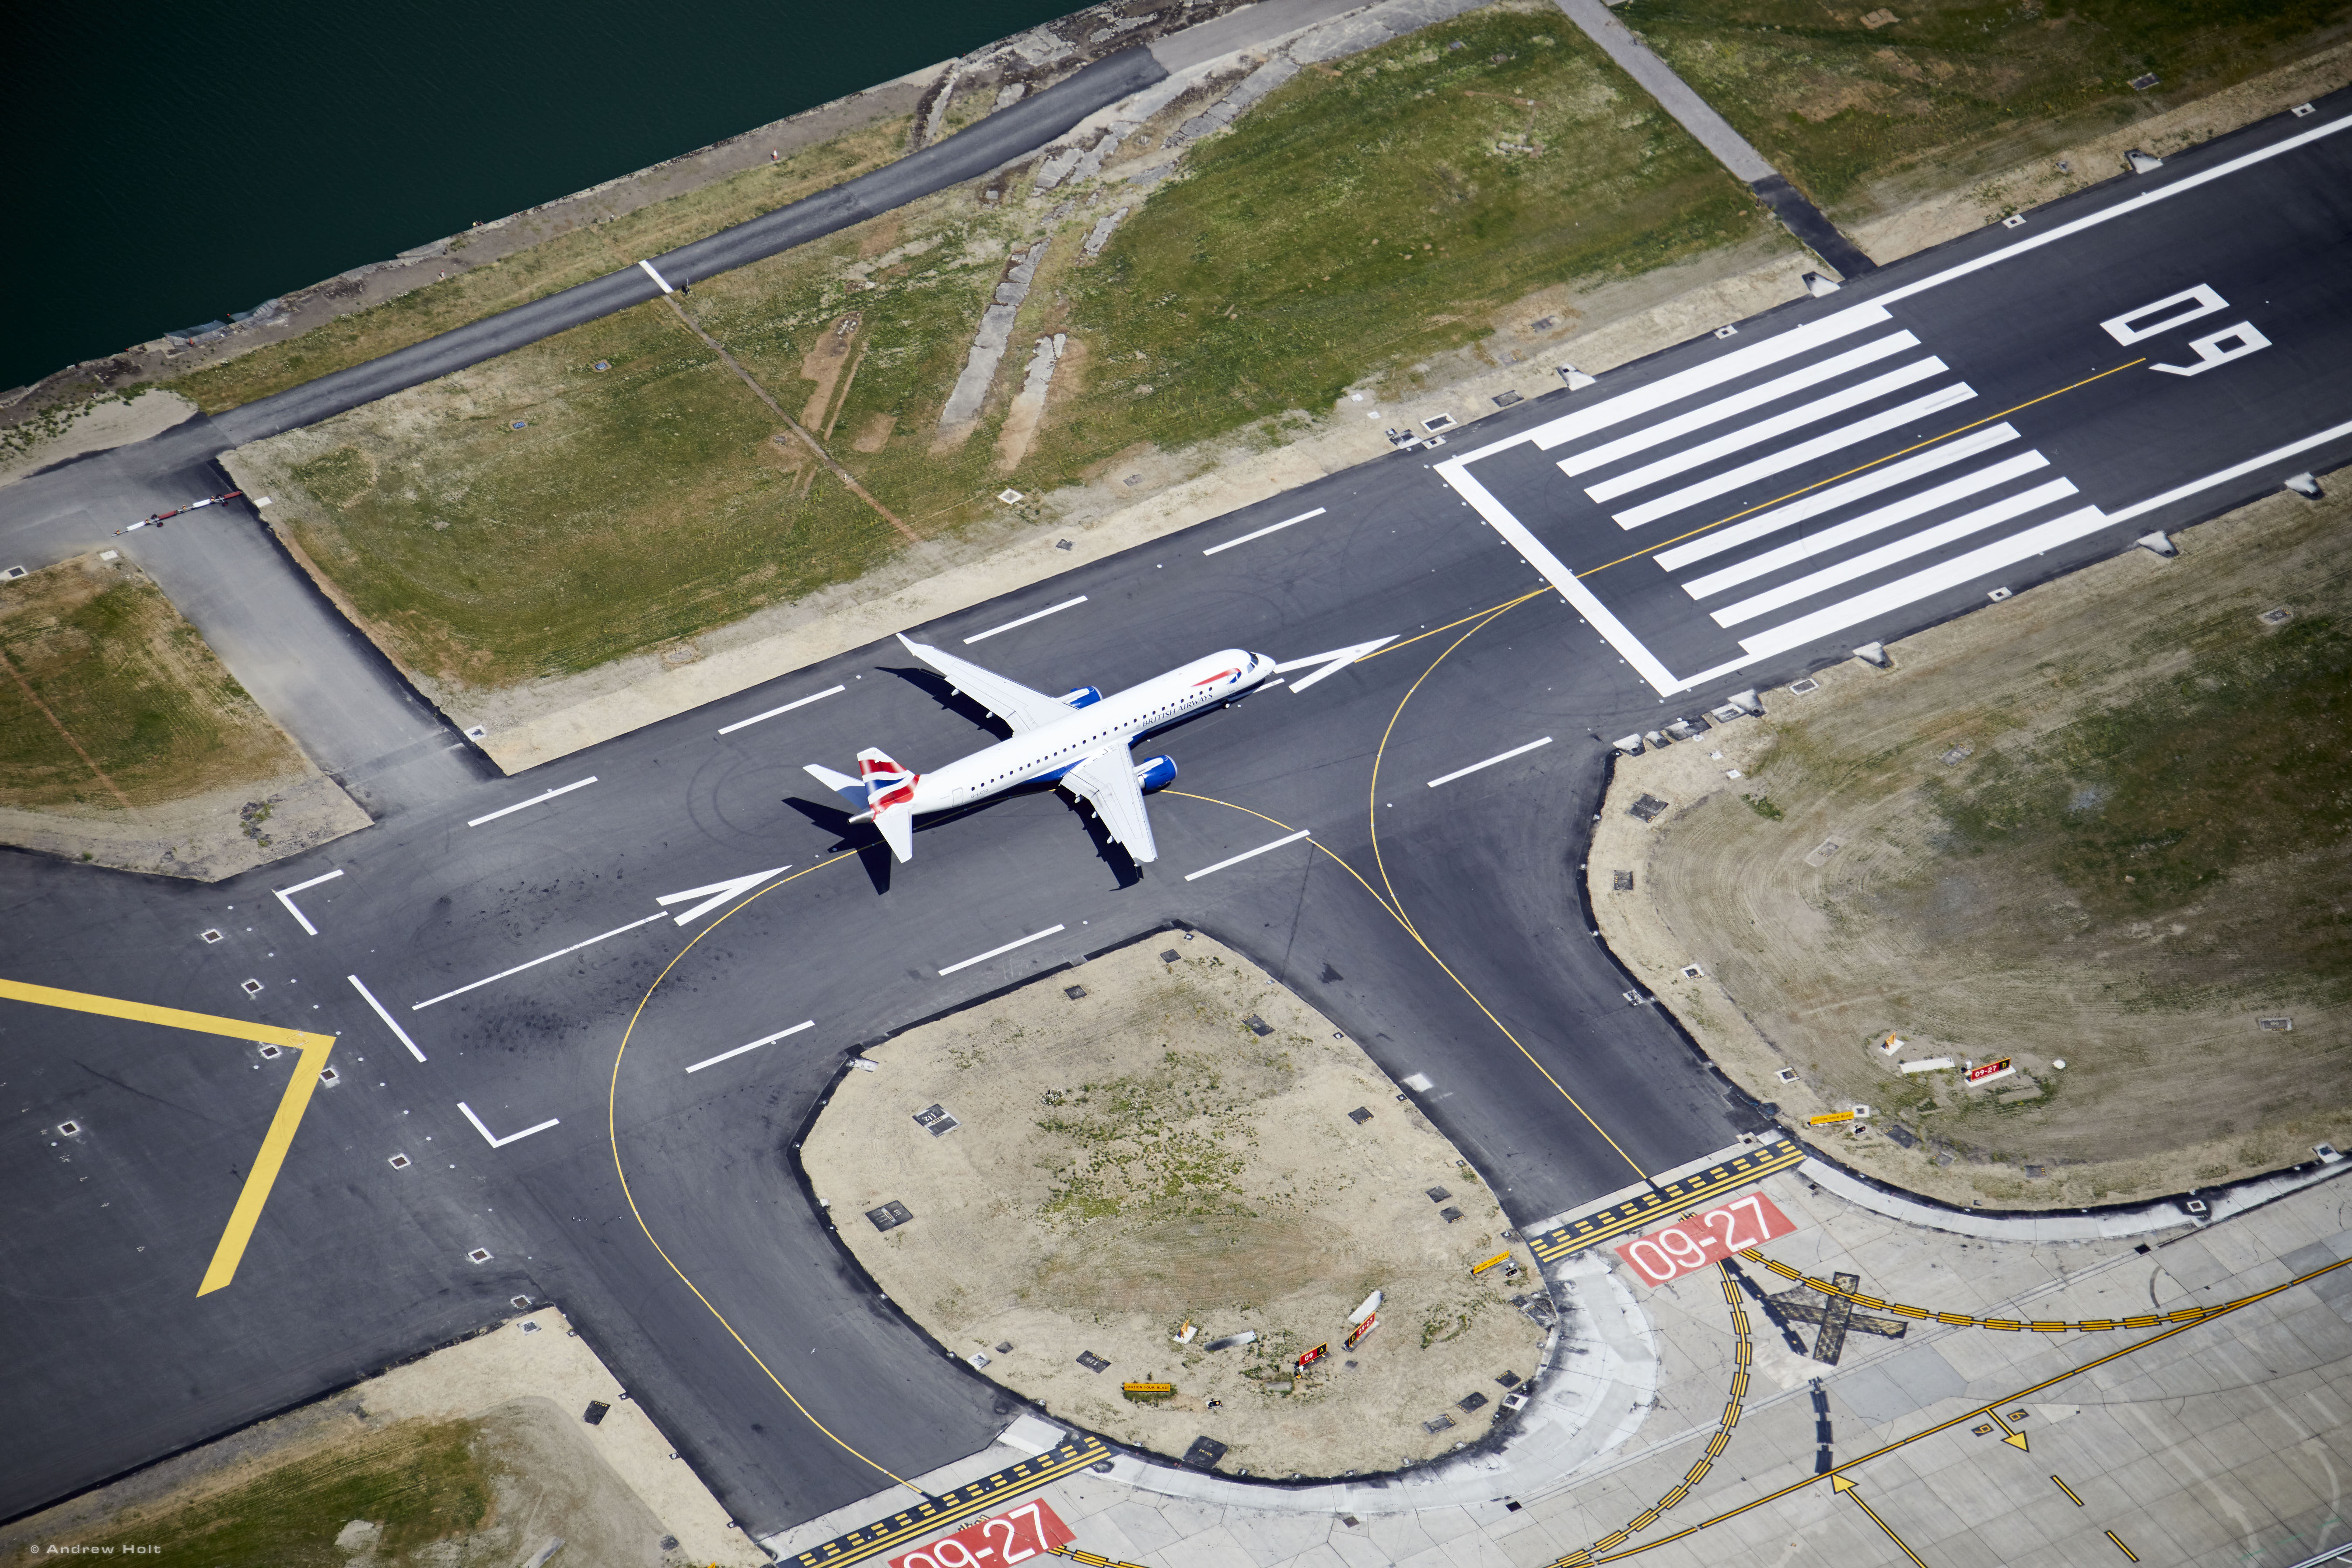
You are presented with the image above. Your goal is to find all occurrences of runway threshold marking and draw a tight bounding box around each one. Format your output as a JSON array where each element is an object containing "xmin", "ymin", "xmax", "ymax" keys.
[
  {"xmin": 272, "ymin": 868, "xmax": 344, "ymax": 935},
  {"xmin": 1184, "ymin": 828, "xmax": 1313, "ymax": 881},
  {"xmin": 1201, "ymin": 505, "xmax": 1325, "ymax": 555},
  {"xmin": 411, "ymin": 912, "xmax": 667, "ymax": 1009},
  {"xmin": 348, "ymin": 974, "xmax": 426, "ymax": 1062},
  {"xmin": 718, "ymin": 685, "xmax": 844, "ymax": 736},
  {"xmin": 0, "ymin": 976, "xmax": 333, "ymax": 1297},
  {"xmin": 1427, "ymin": 736, "xmax": 1552, "ymax": 788},
  {"xmin": 938, "ymin": 924, "xmax": 1066, "ymax": 976},
  {"xmin": 962, "ymin": 596, "xmax": 1087, "ymax": 645},
  {"xmin": 790, "ymin": 1436, "xmax": 1111, "ymax": 1568},
  {"xmin": 686, "ymin": 1020, "xmax": 813, "ymax": 1073},
  {"xmin": 466, "ymin": 775, "xmax": 597, "ymax": 827}
]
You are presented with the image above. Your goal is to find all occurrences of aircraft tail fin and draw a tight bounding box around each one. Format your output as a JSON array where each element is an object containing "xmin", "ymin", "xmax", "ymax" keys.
[{"xmin": 858, "ymin": 748, "xmax": 919, "ymax": 863}]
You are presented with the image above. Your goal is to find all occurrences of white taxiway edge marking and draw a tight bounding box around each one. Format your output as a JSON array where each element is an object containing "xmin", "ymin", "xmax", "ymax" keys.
[
  {"xmin": 1273, "ymin": 636, "xmax": 1398, "ymax": 693},
  {"xmin": 963, "ymin": 596, "xmax": 1088, "ymax": 645},
  {"xmin": 348, "ymin": 974, "xmax": 427, "ymax": 1062},
  {"xmin": 458, "ymin": 1100, "xmax": 561, "ymax": 1148},
  {"xmin": 273, "ymin": 868, "xmax": 344, "ymax": 935},
  {"xmin": 638, "ymin": 259, "xmax": 676, "ymax": 294},
  {"xmin": 939, "ymin": 924, "xmax": 1067, "ymax": 976},
  {"xmin": 718, "ymin": 685, "xmax": 844, "ymax": 736},
  {"xmin": 2104, "ymin": 415, "xmax": 2352, "ymax": 524},
  {"xmin": 1202, "ymin": 506, "xmax": 1327, "ymax": 556},
  {"xmin": 1427, "ymin": 737, "xmax": 1553, "ymax": 788},
  {"xmin": 686, "ymin": 1020, "xmax": 815, "ymax": 1073},
  {"xmin": 657, "ymin": 865, "xmax": 793, "ymax": 926},
  {"xmin": 467, "ymin": 776, "xmax": 597, "ymax": 827},
  {"xmin": 1185, "ymin": 829, "xmax": 1313, "ymax": 881},
  {"xmin": 411, "ymin": 912, "xmax": 667, "ymax": 1009}
]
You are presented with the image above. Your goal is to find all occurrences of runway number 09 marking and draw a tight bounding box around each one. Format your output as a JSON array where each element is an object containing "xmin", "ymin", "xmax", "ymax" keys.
[
  {"xmin": 890, "ymin": 1500, "xmax": 1073, "ymax": 1568},
  {"xmin": 1614, "ymin": 1190, "xmax": 1796, "ymax": 1287}
]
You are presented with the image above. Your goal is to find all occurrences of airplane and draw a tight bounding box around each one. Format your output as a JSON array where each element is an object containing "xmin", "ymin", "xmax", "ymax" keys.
[{"xmin": 803, "ymin": 633, "xmax": 1276, "ymax": 866}]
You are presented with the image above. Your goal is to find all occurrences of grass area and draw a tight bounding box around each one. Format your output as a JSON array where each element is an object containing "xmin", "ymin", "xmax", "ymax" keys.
[
  {"xmin": 1631, "ymin": 487, "xmax": 2352, "ymax": 1200},
  {"xmin": 243, "ymin": 0, "xmax": 1774, "ymax": 695},
  {"xmin": 1628, "ymin": 0, "xmax": 2352, "ymax": 212},
  {"xmin": 172, "ymin": 114, "xmax": 916, "ymax": 414},
  {"xmin": 0, "ymin": 556, "xmax": 301, "ymax": 811},
  {"xmin": 63, "ymin": 1418, "xmax": 492, "ymax": 1566}
]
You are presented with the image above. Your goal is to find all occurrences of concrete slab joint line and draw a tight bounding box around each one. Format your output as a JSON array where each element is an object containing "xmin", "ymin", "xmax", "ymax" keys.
[{"xmin": 1549, "ymin": 0, "xmax": 1874, "ymax": 275}]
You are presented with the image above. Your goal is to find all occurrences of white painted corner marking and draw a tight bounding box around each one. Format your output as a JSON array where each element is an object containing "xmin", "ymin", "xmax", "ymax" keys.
[
  {"xmin": 458, "ymin": 1101, "xmax": 561, "ymax": 1148},
  {"xmin": 272, "ymin": 868, "xmax": 344, "ymax": 935}
]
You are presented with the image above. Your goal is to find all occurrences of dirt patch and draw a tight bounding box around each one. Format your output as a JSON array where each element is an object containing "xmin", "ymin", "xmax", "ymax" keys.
[
  {"xmin": 1591, "ymin": 484, "xmax": 2352, "ymax": 1209},
  {"xmin": 0, "ymin": 1308, "xmax": 756, "ymax": 1567},
  {"xmin": 804, "ymin": 935, "xmax": 1549, "ymax": 1478},
  {"xmin": 0, "ymin": 388, "xmax": 198, "ymax": 489},
  {"xmin": 0, "ymin": 553, "xmax": 367, "ymax": 876}
]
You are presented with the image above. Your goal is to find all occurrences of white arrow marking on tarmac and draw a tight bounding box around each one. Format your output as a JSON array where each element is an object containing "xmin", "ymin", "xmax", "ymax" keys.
[
  {"xmin": 657, "ymin": 866, "xmax": 794, "ymax": 926},
  {"xmin": 1272, "ymin": 637, "xmax": 1398, "ymax": 694}
]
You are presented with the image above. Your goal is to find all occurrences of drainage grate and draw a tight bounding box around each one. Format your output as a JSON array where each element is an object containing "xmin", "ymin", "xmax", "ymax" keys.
[
  {"xmin": 1076, "ymin": 1350, "xmax": 1110, "ymax": 1373},
  {"xmin": 1713, "ymin": 325, "xmax": 1739, "ymax": 340},
  {"xmin": 388, "ymin": 1153, "xmax": 411, "ymax": 1169},
  {"xmin": 1776, "ymin": 1068, "xmax": 1799, "ymax": 1084},
  {"xmin": 257, "ymin": 1043, "xmax": 281, "ymax": 1059},
  {"xmin": 1883, "ymin": 1124, "xmax": 1918, "ymax": 1149},
  {"xmin": 1159, "ymin": 949, "xmax": 1181, "ymax": 964},
  {"xmin": 2002, "ymin": 213, "xmax": 2027, "ymax": 229},
  {"xmin": 1182, "ymin": 1435, "xmax": 1228, "ymax": 1470},
  {"xmin": 1458, "ymin": 1391, "xmax": 1489, "ymax": 1413},
  {"xmin": 1680, "ymin": 964, "xmax": 1704, "ymax": 979},
  {"xmin": 1496, "ymin": 1370, "xmax": 1521, "ymax": 1387},
  {"xmin": 1243, "ymin": 1015, "xmax": 1273, "ymax": 1036},
  {"xmin": 512, "ymin": 1295, "xmax": 533, "ymax": 1309},
  {"xmin": 319, "ymin": 1068, "xmax": 340, "ymax": 1086},
  {"xmin": 2258, "ymin": 1017, "xmax": 2293, "ymax": 1032},
  {"xmin": 1789, "ymin": 677, "xmax": 1821, "ymax": 695},
  {"xmin": 583, "ymin": 1401, "xmax": 610, "ymax": 1426},
  {"xmin": 57, "ymin": 1120, "xmax": 81, "ymax": 1137},
  {"xmin": 241, "ymin": 979, "xmax": 264, "ymax": 995},
  {"xmin": 1987, "ymin": 587, "xmax": 2012, "ymax": 602},
  {"xmin": 1628, "ymin": 794, "xmax": 1670, "ymax": 822},
  {"xmin": 1348, "ymin": 1107, "xmax": 1373, "ymax": 1125},
  {"xmin": 201, "ymin": 929, "xmax": 223, "ymax": 943},
  {"xmin": 1612, "ymin": 870, "xmax": 1634, "ymax": 891},
  {"xmin": 998, "ymin": 489, "xmax": 1025, "ymax": 505},
  {"xmin": 522, "ymin": 1322, "xmax": 541, "ymax": 1334},
  {"xmin": 1440, "ymin": 1206, "xmax": 1463, "ymax": 1223},
  {"xmin": 1426, "ymin": 1186, "xmax": 1452, "ymax": 1202},
  {"xmin": 468, "ymin": 1248, "xmax": 493, "ymax": 1264},
  {"xmin": 1064, "ymin": 985, "xmax": 1087, "ymax": 1000},
  {"xmin": 867, "ymin": 1200, "xmax": 914, "ymax": 1232},
  {"xmin": 2129, "ymin": 71, "xmax": 2160, "ymax": 89},
  {"xmin": 1492, "ymin": 390, "xmax": 1523, "ymax": 409},
  {"xmin": 1423, "ymin": 1414, "xmax": 1456, "ymax": 1434},
  {"xmin": 1940, "ymin": 744, "xmax": 1975, "ymax": 766}
]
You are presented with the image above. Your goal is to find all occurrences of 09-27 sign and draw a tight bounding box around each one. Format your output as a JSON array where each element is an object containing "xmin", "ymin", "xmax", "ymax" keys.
[
  {"xmin": 890, "ymin": 1501, "xmax": 1073, "ymax": 1568},
  {"xmin": 1612, "ymin": 1192, "xmax": 1795, "ymax": 1287}
]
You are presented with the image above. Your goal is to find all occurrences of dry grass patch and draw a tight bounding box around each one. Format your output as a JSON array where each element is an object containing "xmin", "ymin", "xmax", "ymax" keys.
[
  {"xmin": 804, "ymin": 935, "xmax": 1550, "ymax": 1477},
  {"xmin": 1596, "ymin": 486, "xmax": 2352, "ymax": 1208}
]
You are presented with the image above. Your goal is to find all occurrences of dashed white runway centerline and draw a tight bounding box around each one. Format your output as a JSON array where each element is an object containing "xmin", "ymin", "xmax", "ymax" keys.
[
  {"xmin": 686, "ymin": 1021, "xmax": 814, "ymax": 1074},
  {"xmin": 1427, "ymin": 737, "xmax": 1552, "ymax": 788},
  {"xmin": 717, "ymin": 685, "xmax": 843, "ymax": 736},
  {"xmin": 938, "ymin": 924, "xmax": 1067, "ymax": 976},
  {"xmin": 1184, "ymin": 828, "xmax": 1312, "ymax": 881},
  {"xmin": 467, "ymin": 776, "xmax": 597, "ymax": 827}
]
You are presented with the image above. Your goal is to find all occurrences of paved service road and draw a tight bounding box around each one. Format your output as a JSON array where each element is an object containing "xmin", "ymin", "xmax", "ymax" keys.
[{"xmin": 1, "ymin": 89, "xmax": 2348, "ymax": 1541}]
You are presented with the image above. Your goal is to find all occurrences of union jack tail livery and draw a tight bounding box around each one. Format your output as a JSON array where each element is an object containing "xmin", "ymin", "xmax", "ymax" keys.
[{"xmin": 858, "ymin": 748, "xmax": 919, "ymax": 861}]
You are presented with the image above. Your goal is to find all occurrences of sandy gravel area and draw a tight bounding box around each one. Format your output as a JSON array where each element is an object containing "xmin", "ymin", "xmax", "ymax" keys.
[{"xmin": 803, "ymin": 934, "xmax": 1551, "ymax": 1478}]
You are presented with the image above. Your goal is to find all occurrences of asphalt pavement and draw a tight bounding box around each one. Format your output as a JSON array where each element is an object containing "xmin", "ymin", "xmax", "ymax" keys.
[{"xmin": 2, "ymin": 85, "xmax": 2350, "ymax": 1541}]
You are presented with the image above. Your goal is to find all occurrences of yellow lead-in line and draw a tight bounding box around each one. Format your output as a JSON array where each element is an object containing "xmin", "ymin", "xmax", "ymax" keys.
[{"xmin": 0, "ymin": 977, "xmax": 335, "ymax": 1296}]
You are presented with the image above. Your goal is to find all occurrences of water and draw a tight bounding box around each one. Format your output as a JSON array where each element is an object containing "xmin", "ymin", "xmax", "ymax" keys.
[{"xmin": 4, "ymin": 0, "xmax": 1080, "ymax": 394}]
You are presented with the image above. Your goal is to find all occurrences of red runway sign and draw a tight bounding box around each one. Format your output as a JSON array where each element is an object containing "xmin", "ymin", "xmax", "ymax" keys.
[
  {"xmin": 1612, "ymin": 1191, "xmax": 1797, "ymax": 1287},
  {"xmin": 891, "ymin": 1500, "xmax": 1073, "ymax": 1568}
]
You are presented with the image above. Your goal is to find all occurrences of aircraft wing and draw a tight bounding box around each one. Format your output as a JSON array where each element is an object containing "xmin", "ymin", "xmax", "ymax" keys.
[
  {"xmin": 896, "ymin": 633, "xmax": 1069, "ymax": 734},
  {"xmin": 1059, "ymin": 744, "xmax": 1158, "ymax": 864}
]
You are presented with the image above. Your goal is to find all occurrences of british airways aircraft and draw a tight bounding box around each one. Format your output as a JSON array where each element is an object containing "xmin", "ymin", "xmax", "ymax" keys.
[{"xmin": 803, "ymin": 633, "xmax": 1275, "ymax": 866}]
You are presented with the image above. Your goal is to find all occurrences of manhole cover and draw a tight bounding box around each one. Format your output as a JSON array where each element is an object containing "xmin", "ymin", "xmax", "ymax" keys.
[
  {"xmin": 1496, "ymin": 1370, "xmax": 1521, "ymax": 1387},
  {"xmin": 1611, "ymin": 870, "xmax": 1634, "ymax": 891},
  {"xmin": 1160, "ymin": 950, "xmax": 1181, "ymax": 963},
  {"xmin": 1426, "ymin": 1186, "xmax": 1451, "ymax": 1202},
  {"xmin": 1348, "ymin": 1107, "xmax": 1373, "ymax": 1125},
  {"xmin": 1243, "ymin": 1015, "xmax": 1273, "ymax": 1036},
  {"xmin": 584, "ymin": 1401, "xmax": 611, "ymax": 1426},
  {"xmin": 1064, "ymin": 985, "xmax": 1087, "ymax": 1000},
  {"xmin": 1182, "ymin": 1435, "xmax": 1228, "ymax": 1469},
  {"xmin": 867, "ymin": 1201, "xmax": 914, "ymax": 1232},
  {"xmin": 1440, "ymin": 1206, "xmax": 1464, "ymax": 1224},
  {"xmin": 1458, "ymin": 1391, "xmax": 1489, "ymax": 1413},
  {"xmin": 201, "ymin": 929, "xmax": 223, "ymax": 944},
  {"xmin": 1423, "ymin": 1414, "xmax": 1456, "ymax": 1434},
  {"xmin": 2258, "ymin": 1017, "xmax": 2293, "ymax": 1032},
  {"xmin": 1628, "ymin": 794, "xmax": 1670, "ymax": 822},
  {"xmin": 1076, "ymin": 1351, "xmax": 1110, "ymax": 1373}
]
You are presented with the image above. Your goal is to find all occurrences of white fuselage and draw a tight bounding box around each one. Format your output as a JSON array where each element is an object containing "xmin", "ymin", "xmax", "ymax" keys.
[{"xmin": 912, "ymin": 649, "xmax": 1273, "ymax": 813}]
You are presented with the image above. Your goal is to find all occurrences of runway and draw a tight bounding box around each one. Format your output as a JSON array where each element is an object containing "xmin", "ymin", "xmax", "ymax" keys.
[{"xmin": 2, "ymin": 86, "xmax": 2348, "ymax": 1538}]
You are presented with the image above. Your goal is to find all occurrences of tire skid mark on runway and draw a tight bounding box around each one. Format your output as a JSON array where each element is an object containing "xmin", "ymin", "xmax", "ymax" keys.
[{"xmin": 603, "ymin": 851, "xmax": 930, "ymax": 1493}]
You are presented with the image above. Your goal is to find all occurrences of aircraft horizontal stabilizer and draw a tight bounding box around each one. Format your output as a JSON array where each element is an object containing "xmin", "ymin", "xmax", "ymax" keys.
[{"xmin": 803, "ymin": 763, "xmax": 868, "ymax": 813}]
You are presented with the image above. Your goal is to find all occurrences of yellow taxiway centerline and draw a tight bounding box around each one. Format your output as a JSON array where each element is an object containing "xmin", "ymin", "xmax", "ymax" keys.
[{"xmin": 0, "ymin": 976, "xmax": 335, "ymax": 1297}]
